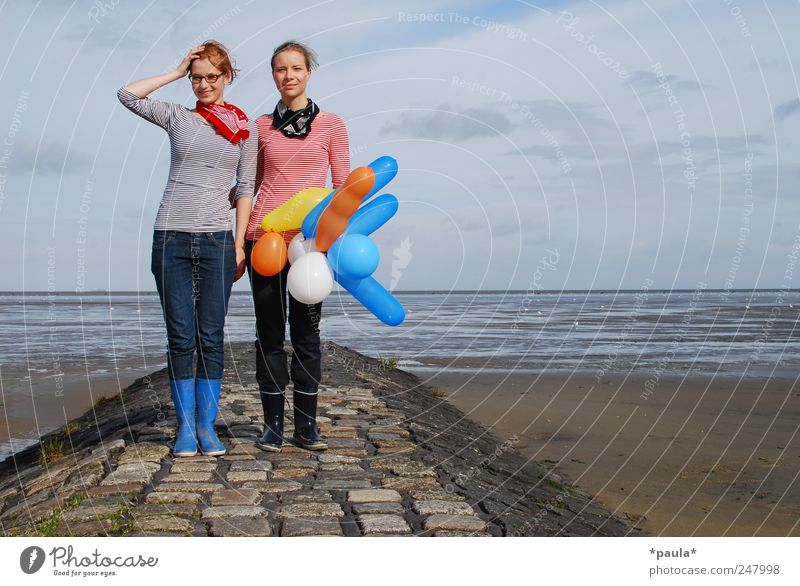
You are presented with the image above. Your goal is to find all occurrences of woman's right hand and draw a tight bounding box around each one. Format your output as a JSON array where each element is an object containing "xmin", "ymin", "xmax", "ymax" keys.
[{"xmin": 176, "ymin": 45, "xmax": 205, "ymax": 76}]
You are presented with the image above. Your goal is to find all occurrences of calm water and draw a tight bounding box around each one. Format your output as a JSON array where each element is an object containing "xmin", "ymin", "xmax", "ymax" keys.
[{"xmin": 1, "ymin": 290, "xmax": 798, "ymax": 460}]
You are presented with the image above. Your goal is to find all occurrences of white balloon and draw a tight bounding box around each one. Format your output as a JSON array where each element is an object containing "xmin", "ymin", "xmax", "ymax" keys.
[
  {"xmin": 287, "ymin": 252, "xmax": 333, "ymax": 304},
  {"xmin": 287, "ymin": 234, "xmax": 317, "ymax": 264}
]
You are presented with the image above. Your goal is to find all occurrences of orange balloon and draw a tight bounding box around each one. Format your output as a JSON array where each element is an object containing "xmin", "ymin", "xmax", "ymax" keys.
[
  {"xmin": 315, "ymin": 166, "xmax": 375, "ymax": 252},
  {"xmin": 251, "ymin": 231, "xmax": 288, "ymax": 276}
]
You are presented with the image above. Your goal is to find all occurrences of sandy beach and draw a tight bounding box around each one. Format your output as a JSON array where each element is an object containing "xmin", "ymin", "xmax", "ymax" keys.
[{"xmin": 415, "ymin": 368, "xmax": 800, "ymax": 536}]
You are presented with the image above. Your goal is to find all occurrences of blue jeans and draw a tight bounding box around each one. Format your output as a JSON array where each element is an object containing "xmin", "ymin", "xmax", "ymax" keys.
[{"xmin": 151, "ymin": 230, "xmax": 235, "ymax": 380}]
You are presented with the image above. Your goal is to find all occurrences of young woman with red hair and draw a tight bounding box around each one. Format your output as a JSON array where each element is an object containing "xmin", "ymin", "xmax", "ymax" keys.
[{"xmin": 118, "ymin": 41, "xmax": 257, "ymax": 457}]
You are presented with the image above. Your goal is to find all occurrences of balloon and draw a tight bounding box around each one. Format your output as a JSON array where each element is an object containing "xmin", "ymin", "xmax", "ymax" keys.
[
  {"xmin": 287, "ymin": 233, "xmax": 316, "ymax": 264},
  {"xmin": 315, "ymin": 166, "xmax": 375, "ymax": 252},
  {"xmin": 362, "ymin": 156, "xmax": 398, "ymax": 203},
  {"xmin": 345, "ymin": 194, "xmax": 399, "ymax": 236},
  {"xmin": 260, "ymin": 187, "xmax": 332, "ymax": 232},
  {"xmin": 302, "ymin": 157, "xmax": 398, "ymax": 238},
  {"xmin": 335, "ymin": 272, "xmax": 405, "ymax": 326},
  {"xmin": 301, "ymin": 190, "xmax": 335, "ymax": 239},
  {"xmin": 287, "ymin": 252, "xmax": 333, "ymax": 304},
  {"xmin": 328, "ymin": 234, "xmax": 379, "ymax": 280},
  {"xmin": 251, "ymin": 231, "xmax": 288, "ymax": 276}
]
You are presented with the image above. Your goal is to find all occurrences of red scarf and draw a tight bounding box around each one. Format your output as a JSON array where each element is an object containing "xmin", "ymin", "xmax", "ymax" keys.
[{"xmin": 195, "ymin": 101, "xmax": 250, "ymax": 144}]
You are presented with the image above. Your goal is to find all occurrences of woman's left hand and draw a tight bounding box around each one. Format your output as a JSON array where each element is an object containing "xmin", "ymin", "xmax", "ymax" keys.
[{"xmin": 234, "ymin": 243, "xmax": 247, "ymax": 281}]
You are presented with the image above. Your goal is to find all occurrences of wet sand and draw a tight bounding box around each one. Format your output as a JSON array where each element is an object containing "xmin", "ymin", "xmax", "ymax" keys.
[
  {"xmin": 0, "ymin": 368, "xmax": 149, "ymax": 460},
  {"xmin": 413, "ymin": 368, "xmax": 800, "ymax": 536}
]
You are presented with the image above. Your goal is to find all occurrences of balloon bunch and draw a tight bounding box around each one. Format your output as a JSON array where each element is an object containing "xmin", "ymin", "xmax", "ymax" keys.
[{"xmin": 250, "ymin": 156, "xmax": 405, "ymax": 326}]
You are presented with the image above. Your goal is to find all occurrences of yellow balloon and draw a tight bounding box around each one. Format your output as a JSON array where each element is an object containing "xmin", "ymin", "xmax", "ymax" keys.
[{"xmin": 260, "ymin": 187, "xmax": 333, "ymax": 232}]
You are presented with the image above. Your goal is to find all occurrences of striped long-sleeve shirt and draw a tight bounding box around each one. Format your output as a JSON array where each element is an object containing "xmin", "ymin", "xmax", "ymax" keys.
[
  {"xmin": 246, "ymin": 112, "xmax": 350, "ymax": 243},
  {"xmin": 117, "ymin": 87, "xmax": 257, "ymax": 232}
]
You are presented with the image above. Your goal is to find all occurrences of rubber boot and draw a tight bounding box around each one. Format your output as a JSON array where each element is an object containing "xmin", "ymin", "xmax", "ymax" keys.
[
  {"xmin": 170, "ymin": 378, "xmax": 197, "ymax": 457},
  {"xmin": 195, "ymin": 378, "xmax": 226, "ymax": 456},
  {"xmin": 292, "ymin": 389, "xmax": 327, "ymax": 450},
  {"xmin": 255, "ymin": 390, "xmax": 285, "ymax": 452}
]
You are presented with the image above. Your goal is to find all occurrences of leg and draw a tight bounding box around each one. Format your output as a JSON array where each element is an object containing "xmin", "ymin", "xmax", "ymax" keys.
[
  {"xmin": 288, "ymin": 291, "xmax": 327, "ymax": 450},
  {"xmin": 193, "ymin": 231, "xmax": 236, "ymax": 456},
  {"xmin": 151, "ymin": 231, "xmax": 197, "ymax": 456},
  {"xmin": 195, "ymin": 231, "xmax": 235, "ymax": 381},
  {"xmin": 151, "ymin": 231, "xmax": 195, "ymax": 381},
  {"xmin": 246, "ymin": 241, "xmax": 289, "ymax": 451},
  {"xmin": 288, "ymin": 296, "xmax": 323, "ymax": 393}
]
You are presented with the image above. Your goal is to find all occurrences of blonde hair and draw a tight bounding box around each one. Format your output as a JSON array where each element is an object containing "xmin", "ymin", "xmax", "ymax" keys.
[{"xmin": 271, "ymin": 40, "xmax": 318, "ymax": 71}]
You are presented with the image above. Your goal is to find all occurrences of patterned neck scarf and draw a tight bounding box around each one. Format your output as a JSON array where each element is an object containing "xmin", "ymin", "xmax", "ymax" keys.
[
  {"xmin": 195, "ymin": 101, "xmax": 250, "ymax": 144},
  {"xmin": 272, "ymin": 98, "xmax": 319, "ymax": 138}
]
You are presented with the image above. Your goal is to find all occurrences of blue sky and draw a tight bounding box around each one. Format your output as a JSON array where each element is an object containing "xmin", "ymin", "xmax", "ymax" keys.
[{"xmin": 0, "ymin": 0, "xmax": 798, "ymax": 292}]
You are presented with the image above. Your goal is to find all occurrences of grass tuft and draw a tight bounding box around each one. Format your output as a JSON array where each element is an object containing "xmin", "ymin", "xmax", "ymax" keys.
[{"xmin": 39, "ymin": 439, "xmax": 66, "ymax": 466}]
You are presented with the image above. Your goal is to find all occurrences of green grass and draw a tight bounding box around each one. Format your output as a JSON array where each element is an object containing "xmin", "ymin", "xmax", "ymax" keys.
[
  {"xmin": 39, "ymin": 438, "xmax": 66, "ymax": 466},
  {"xmin": 8, "ymin": 492, "xmax": 85, "ymax": 537},
  {"xmin": 542, "ymin": 476, "xmax": 578, "ymax": 496},
  {"xmin": 94, "ymin": 392, "xmax": 122, "ymax": 409},
  {"xmin": 534, "ymin": 498, "xmax": 568, "ymax": 510},
  {"xmin": 10, "ymin": 494, "xmax": 132, "ymax": 537},
  {"xmin": 431, "ymin": 389, "xmax": 447, "ymax": 398},
  {"xmin": 377, "ymin": 356, "xmax": 399, "ymax": 369},
  {"xmin": 62, "ymin": 421, "xmax": 80, "ymax": 436}
]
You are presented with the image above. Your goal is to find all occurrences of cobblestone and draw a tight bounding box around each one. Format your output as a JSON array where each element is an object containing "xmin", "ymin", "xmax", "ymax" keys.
[
  {"xmin": 347, "ymin": 489, "xmax": 403, "ymax": 503},
  {"xmin": 209, "ymin": 517, "xmax": 273, "ymax": 536},
  {"xmin": 423, "ymin": 514, "xmax": 487, "ymax": 532},
  {"xmin": 280, "ymin": 516, "xmax": 344, "ymax": 536},
  {"xmin": 357, "ymin": 514, "xmax": 412, "ymax": 535},
  {"xmin": 201, "ymin": 506, "xmax": 268, "ymax": 519}
]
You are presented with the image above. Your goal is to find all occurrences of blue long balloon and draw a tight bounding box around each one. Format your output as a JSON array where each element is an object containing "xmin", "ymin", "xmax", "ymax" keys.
[
  {"xmin": 345, "ymin": 194, "xmax": 399, "ymax": 236},
  {"xmin": 301, "ymin": 156, "xmax": 398, "ymax": 238},
  {"xmin": 362, "ymin": 156, "xmax": 398, "ymax": 203},
  {"xmin": 334, "ymin": 271, "xmax": 405, "ymax": 326}
]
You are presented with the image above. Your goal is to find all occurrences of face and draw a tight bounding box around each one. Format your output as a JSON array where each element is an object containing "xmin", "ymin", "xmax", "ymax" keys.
[
  {"xmin": 190, "ymin": 58, "xmax": 227, "ymax": 105},
  {"xmin": 272, "ymin": 50, "xmax": 310, "ymax": 102}
]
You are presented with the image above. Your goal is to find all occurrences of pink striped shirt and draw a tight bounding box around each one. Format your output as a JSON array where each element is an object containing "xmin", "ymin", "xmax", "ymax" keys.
[{"xmin": 246, "ymin": 112, "xmax": 350, "ymax": 243}]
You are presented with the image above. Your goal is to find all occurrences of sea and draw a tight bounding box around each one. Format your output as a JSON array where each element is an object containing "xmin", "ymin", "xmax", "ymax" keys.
[{"xmin": 1, "ymin": 289, "xmax": 798, "ymax": 461}]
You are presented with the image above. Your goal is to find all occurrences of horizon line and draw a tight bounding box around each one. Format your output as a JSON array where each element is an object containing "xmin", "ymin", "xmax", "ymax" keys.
[{"xmin": 2, "ymin": 288, "xmax": 798, "ymax": 295}]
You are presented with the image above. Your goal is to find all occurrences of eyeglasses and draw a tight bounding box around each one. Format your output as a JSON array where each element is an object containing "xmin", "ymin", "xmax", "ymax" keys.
[{"xmin": 188, "ymin": 72, "xmax": 223, "ymax": 84}]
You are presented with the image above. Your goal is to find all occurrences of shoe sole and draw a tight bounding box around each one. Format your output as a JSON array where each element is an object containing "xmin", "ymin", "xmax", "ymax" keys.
[
  {"xmin": 293, "ymin": 438, "xmax": 328, "ymax": 451},
  {"xmin": 255, "ymin": 442, "xmax": 282, "ymax": 453},
  {"xmin": 199, "ymin": 449, "xmax": 226, "ymax": 456},
  {"xmin": 174, "ymin": 451, "xmax": 198, "ymax": 457}
]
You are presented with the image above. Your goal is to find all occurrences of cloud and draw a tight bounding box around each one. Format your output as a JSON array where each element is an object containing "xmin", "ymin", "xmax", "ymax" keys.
[
  {"xmin": 774, "ymin": 98, "xmax": 800, "ymax": 121},
  {"xmin": 514, "ymin": 134, "xmax": 770, "ymax": 166},
  {"xmin": 522, "ymin": 99, "xmax": 623, "ymax": 142},
  {"xmin": 11, "ymin": 141, "xmax": 91, "ymax": 175},
  {"xmin": 379, "ymin": 104, "xmax": 512, "ymax": 139},
  {"xmin": 626, "ymin": 69, "xmax": 706, "ymax": 95}
]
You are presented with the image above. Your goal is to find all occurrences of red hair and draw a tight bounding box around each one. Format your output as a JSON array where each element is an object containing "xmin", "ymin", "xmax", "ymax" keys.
[{"xmin": 195, "ymin": 39, "xmax": 238, "ymax": 82}]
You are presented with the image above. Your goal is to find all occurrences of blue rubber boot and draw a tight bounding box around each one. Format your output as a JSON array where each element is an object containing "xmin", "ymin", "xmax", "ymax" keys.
[
  {"xmin": 195, "ymin": 378, "xmax": 226, "ymax": 456},
  {"xmin": 169, "ymin": 378, "xmax": 198, "ymax": 457}
]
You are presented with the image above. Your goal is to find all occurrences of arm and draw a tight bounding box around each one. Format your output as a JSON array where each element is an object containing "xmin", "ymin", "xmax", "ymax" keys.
[
  {"xmin": 117, "ymin": 45, "xmax": 205, "ymax": 128},
  {"xmin": 328, "ymin": 114, "xmax": 351, "ymax": 188},
  {"xmin": 232, "ymin": 121, "xmax": 258, "ymax": 281}
]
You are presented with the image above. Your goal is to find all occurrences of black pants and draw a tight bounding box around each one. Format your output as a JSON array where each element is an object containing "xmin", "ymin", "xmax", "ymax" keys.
[{"xmin": 245, "ymin": 239, "xmax": 322, "ymax": 395}]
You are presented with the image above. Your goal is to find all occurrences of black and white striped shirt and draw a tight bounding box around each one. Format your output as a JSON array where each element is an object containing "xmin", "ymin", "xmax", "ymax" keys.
[{"xmin": 117, "ymin": 87, "xmax": 257, "ymax": 232}]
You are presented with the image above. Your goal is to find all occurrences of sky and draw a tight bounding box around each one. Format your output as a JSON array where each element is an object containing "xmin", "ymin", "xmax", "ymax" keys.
[{"xmin": 0, "ymin": 0, "xmax": 798, "ymax": 292}]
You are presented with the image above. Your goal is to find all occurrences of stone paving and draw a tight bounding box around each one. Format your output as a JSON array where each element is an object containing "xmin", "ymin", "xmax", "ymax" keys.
[{"xmin": 0, "ymin": 382, "xmax": 491, "ymax": 537}]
